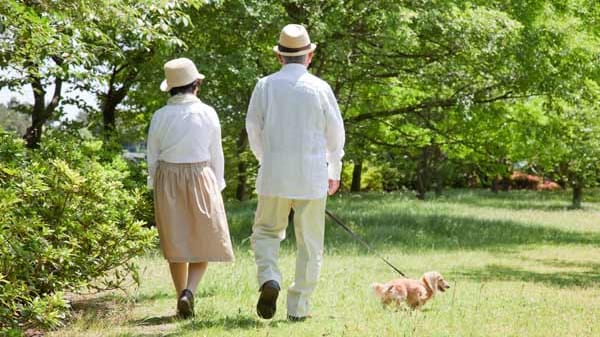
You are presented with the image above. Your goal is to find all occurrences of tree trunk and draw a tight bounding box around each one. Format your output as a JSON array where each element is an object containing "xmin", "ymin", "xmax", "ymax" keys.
[
  {"xmin": 23, "ymin": 68, "xmax": 63, "ymax": 149},
  {"xmin": 236, "ymin": 129, "xmax": 249, "ymax": 201},
  {"xmin": 23, "ymin": 76, "xmax": 47, "ymax": 148},
  {"xmin": 416, "ymin": 173, "xmax": 427, "ymax": 200},
  {"xmin": 350, "ymin": 160, "xmax": 362, "ymax": 192},
  {"xmin": 434, "ymin": 174, "xmax": 444, "ymax": 197},
  {"xmin": 491, "ymin": 177, "xmax": 500, "ymax": 193},
  {"xmin": 572, "ymin": 184, "xmax": 583, "ymax": 209},
  {"xmin": 415, "ymin": 146, "xmax": 432, "ymax": 200},
  {"xmin": 501, "ymin": 175, "xmax": 511, "ymax": 191},
  {"xmin": 101, "ymin": 65, "xmax": 137, "ymax": 138},
  {"xmin": 100, "ymin": 89, "xmax": 124, "ymax": 144},
  {"xmin": 432, "ymin": 144, "xmax": 445, "ymax": 197},
  {"xmin": 102, "ymin": 94, "xmax": 118, "ymax": 133}
]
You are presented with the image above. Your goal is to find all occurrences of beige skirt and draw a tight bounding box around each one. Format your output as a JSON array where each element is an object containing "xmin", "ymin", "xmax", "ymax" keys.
[{"xmin": 154, "ymin": 161, "xmax": 234, "ymax": 262}]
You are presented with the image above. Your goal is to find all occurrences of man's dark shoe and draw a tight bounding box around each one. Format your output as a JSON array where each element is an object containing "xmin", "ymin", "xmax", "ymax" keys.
[
  {"xmin": 177, "ymin": 289, "xmax": 195, "ymax": 319},
  {"xmin": 256, "ymin": 280, "xmax": 280, "ymax": 319}
]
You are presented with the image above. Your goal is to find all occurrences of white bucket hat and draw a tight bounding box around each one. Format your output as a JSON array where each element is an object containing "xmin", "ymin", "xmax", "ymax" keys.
[
  {"xmin": 272, "ymin": 24, "xmax": 317, "ymax": 56},
  {"xmin": 160, "ymin": 58, "xmax": 205, "ymax": 92}
]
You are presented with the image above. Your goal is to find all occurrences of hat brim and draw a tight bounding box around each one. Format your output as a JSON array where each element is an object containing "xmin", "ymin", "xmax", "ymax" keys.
[
  {"xmin": 160, "ymin": 73, "xmax": 205, "ymax": 92},
  {"xmin": 273, "ymin": 43, "xmax": 317, "ymax": 56},
  {"xmin": 160, "ymin": 79, "xmax": 170, "ymax": 92}
]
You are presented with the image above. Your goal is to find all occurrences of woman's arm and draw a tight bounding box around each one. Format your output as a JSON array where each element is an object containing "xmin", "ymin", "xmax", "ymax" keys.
[
  {"xmin": 146, "ymin": 113, "xmax": 161, "ymax": 189},
  {"xmin": 209, "ymin": 108, "xmax": 226, "ymax": 191}
]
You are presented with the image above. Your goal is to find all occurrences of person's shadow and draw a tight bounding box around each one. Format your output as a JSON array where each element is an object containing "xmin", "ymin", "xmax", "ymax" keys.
[
  {"xmin": 131, "ymin": 312, "xmax": 261, "ymax": 331},
  {"xmin": 131, "ymin": 315, "xmax": 177, "ymax": 326},
  {"xmin": 179, "ymin": 314, "xmax": 259, "ymax": 330}
]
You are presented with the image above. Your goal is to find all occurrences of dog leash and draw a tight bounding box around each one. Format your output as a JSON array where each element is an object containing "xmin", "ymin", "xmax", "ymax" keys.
[{"xmin": 325, "ymin": 209, "xmax": 406, "ymax": 277}]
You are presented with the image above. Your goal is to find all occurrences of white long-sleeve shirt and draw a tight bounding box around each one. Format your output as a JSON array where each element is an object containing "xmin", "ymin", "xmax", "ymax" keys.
[
  {"xmin": 147, "ymin": 94, "xmax": 226, "ymax": 190},
  {"xmin": 246, "ymin": 63, "xmax": 345, "ymax": 199}
]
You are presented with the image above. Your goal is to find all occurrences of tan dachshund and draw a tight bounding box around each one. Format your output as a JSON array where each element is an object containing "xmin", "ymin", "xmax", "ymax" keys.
[{"xmin": 372, "ymin": 271, "xmax": 450, "ymax": 309}]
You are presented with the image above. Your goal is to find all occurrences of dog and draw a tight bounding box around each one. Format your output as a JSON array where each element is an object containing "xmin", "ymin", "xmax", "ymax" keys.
[{"xmin": 371, "ymin": 271, "xmax": 450, "ymax": 309}]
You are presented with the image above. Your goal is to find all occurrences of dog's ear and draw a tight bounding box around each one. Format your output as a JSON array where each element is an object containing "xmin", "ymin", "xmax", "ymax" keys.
[
  {"xmin": 421, "ymin": 275, "xmax": 433, "ymax": 292},
  {"xmin": 385, "ymin": 285, "xmax": 397, "ymax": 296},
  {"xmin": 422, "ymin": 272, "xmax": 439, "ymax": 294}
]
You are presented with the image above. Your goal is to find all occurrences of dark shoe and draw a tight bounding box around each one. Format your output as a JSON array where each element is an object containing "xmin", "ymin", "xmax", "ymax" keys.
[
  {"xmin": 177, "ymin": 289, "xmax": 194, "ymax": 319},
  {"xmin": 256, "ymin": 280, "xmax": 280, "ymax": 319},
  {"xmin": 287, "ymin": 314, "xmax": 310, "ymax": 322}
]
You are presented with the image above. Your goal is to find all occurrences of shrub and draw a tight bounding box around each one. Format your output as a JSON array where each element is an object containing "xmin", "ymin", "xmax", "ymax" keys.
[
  {"xmin": 510, "ymin": 171, "xmax": 562, "ymax": 191},
  {"xmin": 0, "ymin": 129, "xmax": 156, "ymax": 333},
  {"xmin": 511, "ymin": 171, "xmax": 542, "ymax": 189},
  {"xmin": 538, "ymin": 181, "xmax": 561, "ymax": 191}
]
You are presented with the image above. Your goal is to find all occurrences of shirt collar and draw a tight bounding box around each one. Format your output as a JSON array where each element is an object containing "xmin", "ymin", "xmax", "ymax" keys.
[
  {"xmin": 281, "ymin": 63, "xmax": 308, "ymax": 73},
  {"xmin": 167, "ymin": 93, "xmax": 201, "ymax": 105}
]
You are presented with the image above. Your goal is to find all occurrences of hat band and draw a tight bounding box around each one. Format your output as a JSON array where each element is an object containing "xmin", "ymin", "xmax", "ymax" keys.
[{"xmin": 278, "ymin": 43, "xmax": 312, "ymax": 53}]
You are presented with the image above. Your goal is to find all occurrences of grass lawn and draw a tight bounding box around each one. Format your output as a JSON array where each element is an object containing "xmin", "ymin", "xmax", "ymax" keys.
[{"xmin": 50, "ymin": 189, "xmax": 600, "ymax": 337}]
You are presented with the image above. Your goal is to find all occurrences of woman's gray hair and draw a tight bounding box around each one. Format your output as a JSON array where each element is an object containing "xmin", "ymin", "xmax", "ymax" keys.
[{"xmin": 282, "ymin": 54, "xmax": 308, "ymax": 64}]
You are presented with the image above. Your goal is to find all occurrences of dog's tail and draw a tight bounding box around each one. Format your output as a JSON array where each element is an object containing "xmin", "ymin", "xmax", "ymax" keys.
[{"xmin": 371, "ymin": 282, "xmax": 388, "ymax": 298}]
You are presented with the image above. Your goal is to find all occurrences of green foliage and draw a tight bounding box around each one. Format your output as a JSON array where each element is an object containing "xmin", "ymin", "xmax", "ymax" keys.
[
  {"xmin": 158, "ymin": 1, "xmax": 552, "ymax": 198},
  {"xmin": 4, "ymin": 0, "xmax": 599, "ymax": 203},
  {"xmin": 0, "ymin": 130, "xmax": 156, "ymax": 332},
  {"xmin": 2, "ymin": 0, "xmax": 599, "ymax": 198},
  {"xmin": 0, "ymin": 102, "xmax": 29, "ymax": 136}
]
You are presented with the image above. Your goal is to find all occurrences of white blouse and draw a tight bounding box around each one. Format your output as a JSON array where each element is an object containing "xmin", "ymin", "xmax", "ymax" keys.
[
  {"xmin": 147, "ymin": 94, "xmax": 225, "ymax": 191},
  {"xmin": 246, "ymin": 63, "xmax": 346, "ymax": 199}
]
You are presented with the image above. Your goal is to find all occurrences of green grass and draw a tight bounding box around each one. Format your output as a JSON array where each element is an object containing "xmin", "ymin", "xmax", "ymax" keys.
[{"xmin": 50, "ymin": 189, "xmax": 600, "ymax": 337}]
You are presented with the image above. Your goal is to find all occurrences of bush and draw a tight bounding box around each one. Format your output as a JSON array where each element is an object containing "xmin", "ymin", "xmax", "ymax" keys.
[
  {"xmin": 0, "ymin": 130, "xmax": 156, "ymax": 333},
  {"xmin": 510, "ymin": 171, "xmax": 561, "ymax": 191},
  {"xmin": 511, "ymin": 171, "xmax": 542, "ymax": 189}
]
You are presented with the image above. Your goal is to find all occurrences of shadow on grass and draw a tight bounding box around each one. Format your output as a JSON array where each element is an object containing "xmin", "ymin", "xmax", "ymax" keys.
[
  {"xmin": 69, "ymin": 294, "xmax": 125, "ymax": 323},
  {"xmin": 434, "ymin": 190, "xmax": 581, "ymax": 211},
  {"xmin": 456, "ymin": 260, "xmax": 600, "ymax": 288},
  {"xmin": 525, "ymin": 257, "xmax": 600, "ymax": 270},
  {"xmin": 225, "ymin": 193, "xmax": 600, "ymax": 253},
  {"xmin": 337, "ymin": 189, "xmax": 598, "ymax": 213},
  {"xmin": 128, "ymin": 313, "xmax": 259, "ymax": 333},
  {"xmin": 125, "ymin": 314, "xmax": 258, "ymax": 336},
  {"xmin": 179, "ymin": 314, "xmax": 259, "ymax": 331},
  {"xmin": 111, "ymin": 332, "xmax": 179, "ymax": 337},
  {"xmin": 134, "ymin": 291, "xmax": 172, "ymax": 303},
  {"xmin": 135, "ymin": 286, "xmax": 217, "ymax": 305},
  {"xmin": 131, "ymin": 315, "xmax": 177, "ymax": 326},
  {"xmin": 324, "ymin": 211, "xmax": 600, "ymax": 251}
]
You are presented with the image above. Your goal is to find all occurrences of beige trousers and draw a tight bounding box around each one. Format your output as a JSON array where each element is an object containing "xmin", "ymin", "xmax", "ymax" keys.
[{"xmin": 252, "ymin": 195, "xmax": 327, "ymax": 317}]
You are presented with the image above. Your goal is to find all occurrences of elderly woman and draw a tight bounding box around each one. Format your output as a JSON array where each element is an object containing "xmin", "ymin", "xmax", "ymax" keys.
[{"xmin": 147, "ymin": 58, "xmax": 234, "ymax": 318}]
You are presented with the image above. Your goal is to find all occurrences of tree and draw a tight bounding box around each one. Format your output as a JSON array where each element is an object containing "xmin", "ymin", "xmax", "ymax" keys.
[
  {"xmin": 0, "ymin": 1, "xmax": 101, "ymax": 148},
  {"xmin": 0, "ymin": 1, "xmax": 198, "ymax": 147},
  {"xmin": 504, "ymin": 0, "xmax": 600, "ymax": 208},
  {"xmin": 73, "ymin": 1, "xmax": 194, "ymax": 139}
]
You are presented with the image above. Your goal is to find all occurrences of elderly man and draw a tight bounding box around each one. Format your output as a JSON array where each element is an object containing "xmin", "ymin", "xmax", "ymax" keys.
[{"xmin": 246, "ymin": 24, "xmax": 345, "ymax": 321}]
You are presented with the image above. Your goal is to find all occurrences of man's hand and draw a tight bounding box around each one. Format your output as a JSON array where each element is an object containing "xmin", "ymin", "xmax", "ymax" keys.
[{"xmin": 328, "ymin": 179, "xmax": 340, "ymax": 195}]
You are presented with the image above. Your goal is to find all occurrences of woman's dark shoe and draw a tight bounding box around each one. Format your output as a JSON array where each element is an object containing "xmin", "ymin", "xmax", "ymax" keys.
[
  {"xmin": 256, "ymin": 280, "xmax": 280, "ymax": 319},
  {"xmin": 177, "ymin": 289, "xmax": 195, "ymax": 319}
]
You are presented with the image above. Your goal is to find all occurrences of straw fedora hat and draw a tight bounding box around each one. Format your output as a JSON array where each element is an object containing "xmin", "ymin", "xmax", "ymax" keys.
[
  {"xmin": 272, "ymin": 24, "xmax": 317, "ymax": 56},
  {"xmin": 160, "ymin": 58, "xmax": 205, "ymax": 92}
]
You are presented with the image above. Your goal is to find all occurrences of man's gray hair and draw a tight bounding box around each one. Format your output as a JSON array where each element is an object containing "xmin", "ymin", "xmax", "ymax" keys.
[{"xmin": 282, "ymin": 54, "xmax": 308, "ymax": 64}]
